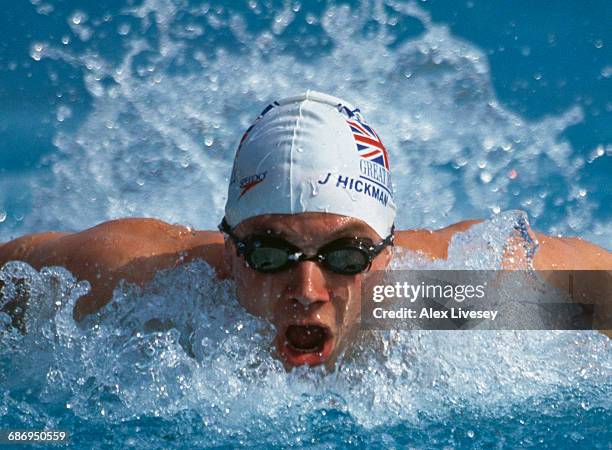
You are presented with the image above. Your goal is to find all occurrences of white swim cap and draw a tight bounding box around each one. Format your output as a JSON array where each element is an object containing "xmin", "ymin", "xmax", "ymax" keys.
[{"xmin": 224, "ymin": 90, "xmax": 396, "ymax": 238}]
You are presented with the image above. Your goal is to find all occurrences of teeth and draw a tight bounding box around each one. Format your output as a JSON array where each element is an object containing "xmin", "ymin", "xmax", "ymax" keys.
[{"xmin": 287, "ymin": 341, "xmax": 321, "ymax": 353}]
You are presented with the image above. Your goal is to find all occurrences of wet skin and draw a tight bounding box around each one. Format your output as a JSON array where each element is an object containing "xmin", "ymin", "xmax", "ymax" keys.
[
  {"xmin": 0, "ymin": 212, "xmax": 611, "ymax": 366},
  {"xmin": 228, "ymin": 214, "xmax": 393, "ymax": 368}
]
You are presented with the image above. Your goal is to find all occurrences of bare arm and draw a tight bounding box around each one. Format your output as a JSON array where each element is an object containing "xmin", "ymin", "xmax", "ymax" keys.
[
  {"xmin": 393, "ymin": 219, "xmax": 481, "ymax": 259},
  {"xmin": 0, "ymin": 231, "xmax": 72, "ymax": 264},
  {"xmin": 394, "ymin": 220, "xmax": 612, "ymax": 269},
  {"xmin": 532, "ymin": 233, "xmax": 612, "ymax": 270},
  {"xmin": 395, "ymin": 220, "xmax": 611, "ymax": 335},
  {"xmin": 532, "ymin": 233, "xmax": 611, "ymax": 336},
  {"xmin": 0, "ymin": 218, "xmax": 228, "ymax": 321}
]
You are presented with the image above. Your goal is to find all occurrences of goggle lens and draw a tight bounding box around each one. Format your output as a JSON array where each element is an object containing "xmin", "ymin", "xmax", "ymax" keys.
[
  {"xmin": 324, "ymin": 248, "xmax": 370, "ymax": 274},
  {"xmin": 248, "ymin": 247, "xmax": 290, "ymax": 272},
  {"xmin": 247, "ymin": 245, "xmax": 370, "ymax": 274}
]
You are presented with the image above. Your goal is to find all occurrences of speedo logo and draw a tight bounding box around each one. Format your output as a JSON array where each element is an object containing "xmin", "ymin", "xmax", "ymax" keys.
[{"xmin": 239, "ymin": 171, "xmax": 267, "ymax": 198}]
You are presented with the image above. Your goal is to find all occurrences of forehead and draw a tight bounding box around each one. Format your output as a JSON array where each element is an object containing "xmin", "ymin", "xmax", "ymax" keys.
[{"xmin": 233, "ymin": 213, "xmax": 380, "ymax": 242}]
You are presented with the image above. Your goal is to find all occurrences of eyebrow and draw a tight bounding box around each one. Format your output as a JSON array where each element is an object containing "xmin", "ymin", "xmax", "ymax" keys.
[
  {"xmin": 326, "ymin": 224, "xmax": 375, "ymax": 240},
  {"xmin": 249, "ymin": 223, "xmax": 375, "ymax": 242}
]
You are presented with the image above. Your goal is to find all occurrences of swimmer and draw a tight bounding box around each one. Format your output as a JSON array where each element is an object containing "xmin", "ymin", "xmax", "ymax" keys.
[{"xmin": 1, "ymin": 91, "xmax": 610, "ymax": 367}]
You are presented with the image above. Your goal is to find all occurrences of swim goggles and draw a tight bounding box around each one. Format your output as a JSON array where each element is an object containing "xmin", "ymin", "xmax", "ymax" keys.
[{"xmin": 218, "ymin": 217, "xmax": 394, "ymax": 275}]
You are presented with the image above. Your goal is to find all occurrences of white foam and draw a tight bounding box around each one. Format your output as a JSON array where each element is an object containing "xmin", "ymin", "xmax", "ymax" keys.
[{"xmin": 1, "ymin": 213, "xmax": 609, "ymax": 429}]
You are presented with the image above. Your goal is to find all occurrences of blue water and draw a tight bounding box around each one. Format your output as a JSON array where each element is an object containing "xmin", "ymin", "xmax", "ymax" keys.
[{"xmin": 0, "ymin": 1, "xmax": 611, "ymax": 448}]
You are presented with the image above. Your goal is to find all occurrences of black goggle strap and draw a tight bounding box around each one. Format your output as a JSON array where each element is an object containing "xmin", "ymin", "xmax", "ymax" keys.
[
  {"xmin": 361, "ymin": 224, "xmax": 395, "ymax": 257},
  {"xmin": 218, "ymin": 217, "xmax": 248, "ymax": 256},
  {"xmin": 376, "ymin": 224, "xmax": 395, "ymax": 253}
]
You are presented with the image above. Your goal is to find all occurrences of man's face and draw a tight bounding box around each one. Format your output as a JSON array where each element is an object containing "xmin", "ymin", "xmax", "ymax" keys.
[{"xmin": 225, "ymin": 212, "xmax": 392, "ymax": 368}]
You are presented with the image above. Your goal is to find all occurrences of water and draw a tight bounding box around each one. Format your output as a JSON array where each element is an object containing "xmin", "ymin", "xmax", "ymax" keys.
[
  {"xmin": 0, "ymin": 0, "xmax": 611, "ymax": 448},
  {"xmin": 1, "ymin": 215, "xmax": 610, "ymax": 447}
]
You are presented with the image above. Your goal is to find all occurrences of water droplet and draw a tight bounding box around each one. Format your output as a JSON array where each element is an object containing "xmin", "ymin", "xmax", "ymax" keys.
[
  {"xmin": 0, "ymin": 211, "xmax": 6, "ymax": 223},
  {"xmin": 310, "ymin": 181, "xmax": 318, "ymax": 196},
  {"xmin": 71, "ymin": 11, "xmax": 87, "ymax": 25},
  {"xmin": 56, "ymin": 105, "xmax": 72, "ymax": 122},
  {"xmin": 480, "ymin": 171, "xmax": 492, "ymax": 183},
  {"xmin": 30, "ymin": 42, "xmax": 44, "ymax": 61},
  {"xmin": 205, "ymin": 137, "xmax": 214, "ymax": 147},
  {"xmin": 594, "ymin": 39, "xmax": 603, "ymax": 49},
  {"xmin": 482, "ymin": 138, "xmax": 494, "ymax": 150},
  {"xmin": 118, "ymin": 23, "xmax": 131, "ymax": 36},
  {"xmin": 580, "ymin": 401, "xmax": 590, "ymax": 410}
]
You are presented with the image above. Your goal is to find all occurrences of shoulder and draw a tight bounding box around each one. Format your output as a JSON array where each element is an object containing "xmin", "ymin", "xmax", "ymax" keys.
[
  {"xmin": 533, "ymin": 232, "xmax": 612, "ymax": 270},
  {"xmin": 394, "ymin": 219, "xmax": 482, "ymax": 260},
  {"xmin": 0, "ymin": 231, "xmax": 71, "ymax": 265},
  {"xmin": 54, "ymin": 218, "xmax": 226, "ymax": 320},
  {"xmin": 50, "ymin": 217, "xmax": 224, "ymax": 268},
  {"xmin": 18, "ymin": 218, "xmax": 172, "ymax": 269},
  {"xmin": 2, "ymin": 217, "xmax": 225, "ymax": 279},
  {"xmin": 392, "ymin": 217, "xmax": 612, "ymax": 269},
  {"xmin": 1, "ymin": 218, "xmax": 227, "ymax": 321}
]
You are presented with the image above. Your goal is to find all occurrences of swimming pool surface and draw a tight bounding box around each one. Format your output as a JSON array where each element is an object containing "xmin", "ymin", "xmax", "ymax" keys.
[{"xmin": 0, "ymin": 1, "xmax": 610, "ymax": 448}]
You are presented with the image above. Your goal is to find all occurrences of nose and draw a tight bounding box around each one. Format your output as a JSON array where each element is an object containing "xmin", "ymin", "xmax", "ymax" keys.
[{"xmin": 286, "ymin": 260, "xmax": 331, "ymax": 308}]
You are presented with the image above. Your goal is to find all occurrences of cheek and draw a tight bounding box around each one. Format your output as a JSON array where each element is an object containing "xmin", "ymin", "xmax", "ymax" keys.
[
  {"xmin": 232, "ymin": 260, "xmax": 285, "ymax": 318},
  {"xmin": 329, "ymin": 276, "xmax": 363, "ymax": 325},
  {"xmin": 345, "ymin": 280, "xmax": 363, "ymax": 320}
]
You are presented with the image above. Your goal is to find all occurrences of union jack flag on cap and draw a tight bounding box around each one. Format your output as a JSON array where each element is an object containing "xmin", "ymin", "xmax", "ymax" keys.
[{"xmin": 346, "ymin": 117, "xmax": 390, "ymax": 170}]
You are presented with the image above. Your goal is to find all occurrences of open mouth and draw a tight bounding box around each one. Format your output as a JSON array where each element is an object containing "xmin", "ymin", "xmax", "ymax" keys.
[
  {"xmin": 286, "ymin": 325, "xmax": 328, "ymax": 352},
  {"xmin": 277, "ymin": 324, "xmax": 335, "ymax": 366}
]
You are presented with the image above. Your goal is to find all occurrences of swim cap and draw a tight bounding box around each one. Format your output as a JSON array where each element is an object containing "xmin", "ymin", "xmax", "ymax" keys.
[{"xmin": 224, "ymin": 90, "xmax": 396, "ymax": 238}]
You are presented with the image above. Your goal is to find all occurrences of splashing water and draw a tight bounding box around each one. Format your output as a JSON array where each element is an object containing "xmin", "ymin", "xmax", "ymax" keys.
[
  {"xmin": 1, "ymin": 212, "xmax": 611, "ymax": 448},
  {"xmin": 1, "ymin": 0, "xmax": 611, "ymax": 448},
  {"xmin": 0, "ymin": 0, "xmax": 609, "ymax": 247}
]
